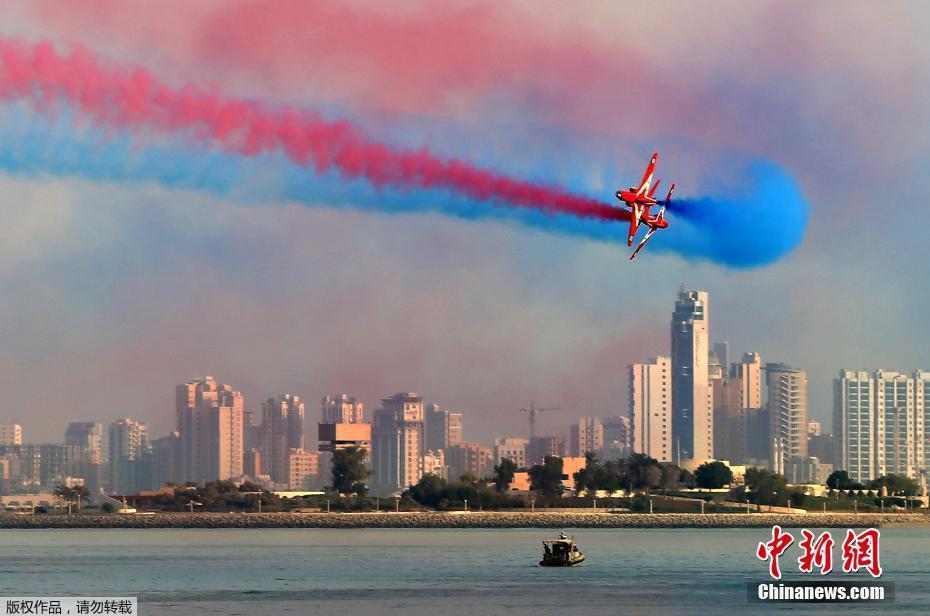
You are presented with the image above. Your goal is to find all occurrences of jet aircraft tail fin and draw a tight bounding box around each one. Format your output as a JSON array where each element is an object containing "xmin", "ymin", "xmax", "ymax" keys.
[{"xmin": 659, "ymin": 183, "xmax": 675, "ymax": 220}]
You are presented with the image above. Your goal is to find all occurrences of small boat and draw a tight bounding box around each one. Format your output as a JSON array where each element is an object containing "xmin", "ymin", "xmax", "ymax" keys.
[{"xmin": 540, "ymin": 532, "xmax": 585, "ymax": 566}]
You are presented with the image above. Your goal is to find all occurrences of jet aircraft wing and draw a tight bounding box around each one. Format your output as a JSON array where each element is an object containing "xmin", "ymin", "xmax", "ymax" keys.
[
  {"xmin": 629, "ymin": 226, "xmax": 658, "ymax": 260},
  {"xmin": 627, "ymin": 214, "xmax": 641, "ymax": 246},
  {"xmin": 635, "ymin": 152, "xmax": 658, "ymax": 196}
]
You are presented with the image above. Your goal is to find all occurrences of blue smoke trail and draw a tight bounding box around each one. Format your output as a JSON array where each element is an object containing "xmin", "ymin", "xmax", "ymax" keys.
[
  {"xmin": 663, "ymin": 162, "xmax": 810, "ymax": 267},
  {"xmin": 0, "ymin": 106, "xmax": 808, "ymax": 268}
]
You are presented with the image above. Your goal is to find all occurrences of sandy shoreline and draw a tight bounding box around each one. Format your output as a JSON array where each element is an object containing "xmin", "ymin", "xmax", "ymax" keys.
[{"xmin": 0, "ymin": 511, "xmax": 924, "ymax": 529}]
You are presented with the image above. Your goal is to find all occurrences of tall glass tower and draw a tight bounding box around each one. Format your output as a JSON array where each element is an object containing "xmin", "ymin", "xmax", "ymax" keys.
[{"xmin": 671, "ymin": 287, "xmax": 713, "ymax": 461}]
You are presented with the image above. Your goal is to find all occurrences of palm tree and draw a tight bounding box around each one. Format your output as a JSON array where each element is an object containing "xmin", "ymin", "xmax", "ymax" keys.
[
  {"xmin": 72, "ymin": 484, "xmax": 91, "ymax": 510},
  {"xmin": 53, "ymin": 484, "xmax": 90, "ymax": 513},
  {"xmin": 54, "ymin": 484, "xmax": 75, "ymax": 513}
]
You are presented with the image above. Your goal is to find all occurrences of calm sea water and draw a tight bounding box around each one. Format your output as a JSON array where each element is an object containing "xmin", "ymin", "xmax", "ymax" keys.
[{"xmin": 0, "ymin": 527, "xmax": 924, "ymax": 614}]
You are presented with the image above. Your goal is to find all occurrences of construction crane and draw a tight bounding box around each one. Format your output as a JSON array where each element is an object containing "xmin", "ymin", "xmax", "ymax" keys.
[{"xmin": 519, "ymin": 402, "xmax": 561, "ymax": 440}]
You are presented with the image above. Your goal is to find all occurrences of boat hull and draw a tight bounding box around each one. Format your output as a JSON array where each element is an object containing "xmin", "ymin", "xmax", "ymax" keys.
[{"xmin": 539, "ymin": 554, "xmax": 585, "ymax": 567}]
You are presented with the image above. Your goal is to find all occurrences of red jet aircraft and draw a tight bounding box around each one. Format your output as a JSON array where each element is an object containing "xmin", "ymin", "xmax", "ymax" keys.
[{"xmin": 615, "ymin": 152, "xmax": 675, "ymax": 260}]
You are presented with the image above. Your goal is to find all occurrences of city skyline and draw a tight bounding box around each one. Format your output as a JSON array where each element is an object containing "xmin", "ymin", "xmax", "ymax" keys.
[
  {"xmin": 0, "ymin": 286, "xmax": 911, "ymax": 493},
  {"xmin": 2, "ymin": 325, "xmax": 927, "ymax": 448},
  {"xmin": 4, "ymin": 358, "xmax": 930, "ymax": 494}
]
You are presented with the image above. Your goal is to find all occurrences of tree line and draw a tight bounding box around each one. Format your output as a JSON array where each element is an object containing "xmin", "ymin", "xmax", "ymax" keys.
[
  {"xmin": 52, "ymin": 442, "xmax": 922, "ymax": 514},
  {"xmin": 826, "ymin": 470, "xmax": 919, "ymax": 496},
  {"xmin": 404, "ymin": 453, "xmax": 740, "ymax": 509}
]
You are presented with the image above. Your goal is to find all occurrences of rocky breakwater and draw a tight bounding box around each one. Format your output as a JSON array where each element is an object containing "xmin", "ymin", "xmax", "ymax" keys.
[{"xmin": 0, "ymin": 511, "xmax": 925, "ymax": 529}]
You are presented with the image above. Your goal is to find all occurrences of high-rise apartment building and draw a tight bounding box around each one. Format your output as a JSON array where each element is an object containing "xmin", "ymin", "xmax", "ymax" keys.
[
  {"xmin": 261, "ymin": 394, "xmax": 305, "ymax": 486},
  {"xmin": 569, "ymin": 417, "xmax": 604, "ymax": 457},
  {"xmin": 206, "ymin": 394, "xmax": 244, "ymax": 483},
  {"xmin": 874, "ymin": 370, "xmax": 922, "ymax": 478},
  {"xmin": 0, "ymin": 445, "xmax": 34, "ymax": 490},
  {"xmin": 321, "ymin": 394, "xmax": 365, "ymax": 424},
  {"xmin": 709, "ymin": 341, "xmax": 728, "ymax": 381},
  {"xmin": 706, "ymin": 352, "xmax": 768, "ymax": 465},
  {"xmin": 446, "ymin": 441, "xmax": 493, "ymax": 480},
  {"xmin": 65, "ymin": 422, "xmax": 102, "ymax": 463},
  {"xmin": 630, "ymin": 356, "xmax": 672, "ymax": 462},
  {"xmin": 835, "ymin": 370, "xmax": 877, "ymax": 483},
  {"xmin": 807, "ymin": 419, "xmax": 834, "ymax": 466},
  {"xmin": 243, "ymin": 448, "xmax": 262, "ymax": 481},
  {"xmin": 425, "ymin": 403, "xmax": 443, "ymax": 451},
  {"xmin": 767, "ymin": 363, "xmax": 808, "ymax": 474},
  {"xmin": 808, "ymin": 433, "xmax": 834, "ymax": 467},
  {"xmin": 318, "ymin": 394, "xmax": 371, "ymax": 491},
  {"xmin": 0, "ymin": 453, "xmax": 21, "ymax": 493},
  {"xmin": 425, "ymin": 404, "xmax": 463, "ymax": 451},
  {"xmin": 526, "ymin": 436, "xmax": 564, "ymax": 465},
  {"xmin": 835, "ymin": 369, "xmax": 926, "ymax": 483},
  {"xmin": 0, "ymin": 423, "xmax": 22, "ymax": 446},
  {"xmin": 423, "ymin": 449, "xmax": 448, "ymax": 480},
  {"xmin": 918, "ymin": 370, "xmax": 930, "ymax": 471},
  {"xmin": 150, "ymin": 432, "xmax": 179, "ymax": 489},
  {"xmin": 706, "ymin": 352, "xmax": 763, "ymax": 465},
  {"xmin": 108, "ymin": 418, "xmax": 148, "ymax": 493},
  {"xmin": 447, "ymin": 413, "xmax": 463, "ymax": 448},
  {"xmin": 176, "ymin": 379, "xmax": 200, "ymax": 482},
  {"xmin": 288, "ymin": 449, "xmax": 319, "ymax": 490},
  {"xmin": 712, "ymin": 373, "xmax": 743, "ymax": 463},
  {"xmin": 736, "ymin": 353, "xmax": 764, "ymax": 410},
  {"xmin": 712, "ymin": 342, "xmax": 730, "ymax": 377},
  {"xmin": 61, "ymin": 423, "xmax": 104, "ymax": 495},
  {"xmin": 242, "ymin": 408, "xmax": 262, "ymax": 452},
  {"xmin": 108, "ymin": 418, "xmax": 147, "ymax": 464},
  {"xmin": 372, "ymin": 392, "xmax": 425, "ymax": 495},
  {"xmin": 670, "ymin": 287, "xmax": 713, "ymax": 461},
  {"xmin": 0, "ymin": 444, "xmax": 95, "ymax": 491},
  {"xmin": 743, "ymin": 408, "xmax": 770, "ymax": 466},
  {"xmin": 808, "ymin": 420, "xmax": 822, "ymax": 437},
  {"xmin": 175, "ymin": 377, "xmax": 244, "ymax": 483},
  {"xmin": 602, "ymin": 416, "xmax": 631, "ymax": 457}
]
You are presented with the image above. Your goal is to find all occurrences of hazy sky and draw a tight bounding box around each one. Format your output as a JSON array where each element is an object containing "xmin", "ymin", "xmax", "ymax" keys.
[{"xmin": 0, "ymin": 1, "xmax": 928, "ymax": 444}]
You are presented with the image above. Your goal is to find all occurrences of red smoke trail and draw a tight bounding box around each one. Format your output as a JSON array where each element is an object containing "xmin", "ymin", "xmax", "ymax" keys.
[{"xmin": 0, "ymin": 37, "xmax": 627, "ymax": 223}]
